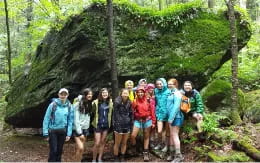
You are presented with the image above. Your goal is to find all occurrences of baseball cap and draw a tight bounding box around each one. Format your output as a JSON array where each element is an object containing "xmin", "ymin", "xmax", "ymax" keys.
[{"xmin": 58, "ymin": 88, "xmax": 69, "ymax": 94}]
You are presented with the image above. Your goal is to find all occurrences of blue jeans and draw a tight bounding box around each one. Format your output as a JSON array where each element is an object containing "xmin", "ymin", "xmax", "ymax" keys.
[{"xmin": 48, "ymin": 129, "xmax": 66, "ymax": 162}]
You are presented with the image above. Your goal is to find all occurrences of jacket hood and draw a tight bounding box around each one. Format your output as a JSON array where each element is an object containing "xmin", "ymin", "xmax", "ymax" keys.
[
  {"xmin": 138, "ymin": 79, "xmax": 147, "ymax": 85},
  {"xmin": 145, "ymin": 83, "xmax": 155, "ymax": 91},
  {"xmin": 124, "ymin": 80, "xmax": 134, "ymax": 88},
  {"xmin": 52, "ymin": 98, "xmax": 71, "ymax": 106},
  {"xmin": 135, "ymin": 87, "xmax": 146, "ymax": 100},
  {"xmin": 157, "ymin": 78, "xmax": 168, "ymax": 91}
]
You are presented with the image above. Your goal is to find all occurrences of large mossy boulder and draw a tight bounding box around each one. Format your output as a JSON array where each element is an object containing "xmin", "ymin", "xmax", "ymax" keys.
[
  {"xmin": 244, "ymin": 90, "xmax": 260, "ymax": 123},
  {"xmin": 5, "ymin": 1, "xmax": 251, "ymax": 127},
  {"xmin": 201, "ymin": 79, "xmax": 246, "ymax": 114}
]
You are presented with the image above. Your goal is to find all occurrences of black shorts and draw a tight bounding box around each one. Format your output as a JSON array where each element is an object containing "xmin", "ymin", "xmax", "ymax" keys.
[
  {"xmin": 94, "ymin": 126, "xmax": 109, "ymax": 133},
  {"xmin": 114, "ymin": 128, "xmax": 131, "ymax": 134},
  {"xmin": 72, "ymin": 129, "xmax": 89, "ymax": 137}
]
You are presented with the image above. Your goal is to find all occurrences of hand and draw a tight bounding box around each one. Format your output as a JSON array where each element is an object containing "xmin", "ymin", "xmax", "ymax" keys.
[
  {"xmin": 44, "ymin": 137, "xmax": 49, "ymax": 141},
  {"xmin": 79, "ymin": 135, "xmax": 85, "ymax": 141},
  {"xmin": 65, "ymin": 136, "xmax": 70, "ymax": 142},
  {"xmin": 151, "ymin": 124, "xmax": 155, "ymax": 129}
]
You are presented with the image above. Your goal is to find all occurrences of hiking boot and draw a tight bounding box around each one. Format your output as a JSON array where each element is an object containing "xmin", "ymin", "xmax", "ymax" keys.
[
  {"xmin": 119, "ymin": 154, "xmax": 125, "ymax": 162},
  {"xmin": 114, "ymin": 155, "xmax": 120, "ymax": 162},
  {"xmin": 171, "ymin": 153, "xmax": 184, "ymax": 163},
  {"xmin": 161, "ymin": 145, "xmax": 168, "ymax": 153},
  {"xmin": 143, "ymin": 151, "xmax": 150, "ymax": 162},
  {"xmin": 166, "ymin": 153, "xmax": 174, "ymax": 161},
  {"xmin": 154, "ymin": 144, "xmax": 162, "ymax": 150}
]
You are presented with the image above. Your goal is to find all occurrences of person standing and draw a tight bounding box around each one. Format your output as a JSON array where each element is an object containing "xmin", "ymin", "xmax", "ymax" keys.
[
  {"xmin": 131, "ymin": 87, "xmax": 156, "ymax": 162},
  {"xmin": 92, "ymin": 88, "xmax": 113, "ymax": 162},
  {"xmin": 154, "ymin": 78, "xmax": 171, "ymax": 151},
  {"xmin": 113, "ymin": 88, "xmax": 133, "ymax": 161},
  {"xmin": 73, "ymin": 88, "xmax": 93, "ymax": 161},
  {"xmin": 42, "ymin": 88, "xmax": 74, "ymax": 162},
  {"xmin": 166, "ymin": 78, "xmax": 184, "ymax": 162}
]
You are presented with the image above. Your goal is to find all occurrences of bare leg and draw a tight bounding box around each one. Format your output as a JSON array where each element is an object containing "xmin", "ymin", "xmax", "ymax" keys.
[
  {"xmin": 98, "ymin": 130, "xmax": 108, "ymax": 161},
  {"xmin": 74, "ymin": 136, "xmax": 86, "ymax": 162},
  {"xmin": 113, "ymin": 132, "xmax": 122, "ymax": 156},
  {"xmin": 121, "ymin": 133, "xmax": 129, "ymax": 155},
  {"xmin": 92, "ymin": 132, "xmax": 101, "ymax": 161}
]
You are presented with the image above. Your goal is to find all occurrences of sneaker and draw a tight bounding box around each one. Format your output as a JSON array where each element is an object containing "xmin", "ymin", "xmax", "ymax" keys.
[
  {"xmin": 143, "ymin": 151, "xmax": 150, "ymax": 162},
  {"xmin": 154, "ymin": 144, "xmax": 162, "ymax": 150},
  {"xmin": 171, "ymin": 153, "xmax": 184, "ymax": 163},
  {"xmin": 161, "ymin": 145, "xmax": 168, "ymax": 153}
]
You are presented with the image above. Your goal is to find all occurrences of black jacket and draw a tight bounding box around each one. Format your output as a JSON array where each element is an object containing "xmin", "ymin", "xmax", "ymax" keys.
[{"xmin": 112, "ymin": 96, "xmax": 133, "ymax": 131}]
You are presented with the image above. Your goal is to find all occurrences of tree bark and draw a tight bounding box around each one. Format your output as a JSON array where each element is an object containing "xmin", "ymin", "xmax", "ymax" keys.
[
  {"xmin": 208, "ymin": 0, "xmax": 215, "ymax": 8},
  {"xmin": 226, "ymin": 0, "xmax": 242, "ymax": 125},
  {"xmin": 4, "ymin": 0, "xmax": 12, "ymax": 84},
  {"xmin": 26, "ymin": 0, "xmax": 33, "ymax": 63},
  {"xmin": 158, "ymin": 0, "xmax": 163, "ymax": 10},
  {"xmin": 107, "ymin": 0, "xmax": 118, "ymax": 99}
]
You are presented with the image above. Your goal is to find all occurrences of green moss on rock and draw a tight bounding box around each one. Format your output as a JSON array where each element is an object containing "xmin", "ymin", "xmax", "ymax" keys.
[
  {"xmin": 244, "ymin": 90, "xmax": 260, "ymax": 123},
  {"xmin": 208, "ymin": 150, "xmax": 251, "ymax": 162},
  {"xmin": 201, "ymin": 79, "xmax": 246, "ymax": 114},
  {"xmin": 5, "ymin": 1, "xmax": 251, "ymax": 127}
]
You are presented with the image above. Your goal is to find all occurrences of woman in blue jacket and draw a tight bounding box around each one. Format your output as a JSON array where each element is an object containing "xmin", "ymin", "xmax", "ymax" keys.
[
  {"xmin": 166, "ymin": 78, "xmax": 184, "ymax": 162},
  {"xmin": 42, "ymin": 88, "xmax": 74, "ymax": 162},
  {"xmin": 73, "ymin": 88, "xmax": 93, "ymax": 161},
  {"xmin": 154, "ymin": 78, "xmax": 171, "ymax": 150}
]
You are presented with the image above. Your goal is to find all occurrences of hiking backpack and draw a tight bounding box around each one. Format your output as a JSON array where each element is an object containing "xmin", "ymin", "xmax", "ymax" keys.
[{"xmin": 180, "ymin": 95, "xmax": 191, "ymax": 113}]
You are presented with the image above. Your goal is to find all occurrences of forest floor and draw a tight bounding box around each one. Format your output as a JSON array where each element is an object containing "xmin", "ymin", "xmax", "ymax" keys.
[{"xmin": 0, "ymin": 123, "xmax": 260, "ymax": 162}]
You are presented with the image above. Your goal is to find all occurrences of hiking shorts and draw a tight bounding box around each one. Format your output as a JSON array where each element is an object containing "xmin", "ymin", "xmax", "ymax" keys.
[
  {"xmin": 72, "ymin": 129, "xmax": 89, "ymax": 137},
  {"xmin": 171, "ymin": 117, "xmax": 184, "ymax": 127},
  {"xmin": 134, "ymin": 119, "xmax": 152, "ymax": 129}
]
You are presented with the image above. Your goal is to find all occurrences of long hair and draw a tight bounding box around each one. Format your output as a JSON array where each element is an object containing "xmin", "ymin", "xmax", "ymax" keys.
[
  {"xmin": 79, "ymin": 88, "xmax": 93, "ymax": 114},
  {"xmin": 98, "ymin": 88, "xmax": 110, "ymax": 105},
  {"xmin": 168, "ymin": 78, "xmax": 179, "ymax": 89}
]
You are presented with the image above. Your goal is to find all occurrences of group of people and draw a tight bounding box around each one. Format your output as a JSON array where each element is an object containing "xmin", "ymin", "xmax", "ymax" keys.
[{"xmin": 42, "ymin": 78, "xmax": 204, "ymax": 162}]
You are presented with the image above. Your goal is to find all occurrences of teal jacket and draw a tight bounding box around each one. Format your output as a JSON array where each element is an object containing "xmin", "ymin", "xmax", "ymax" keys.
[
  {"xmin": 155, "ymin": 78, "xmax": 171, "ymax": 120},
  {"xmin": 73, "ymin": 101, "xmax": 91, "ymax": 135},
  {"xmin": 42, "ymin": 98, "xmax": 74, "ymax": 137},
  {"xmin": 167, "ymin": 88, "xmax": 183, "ymax": 123}
]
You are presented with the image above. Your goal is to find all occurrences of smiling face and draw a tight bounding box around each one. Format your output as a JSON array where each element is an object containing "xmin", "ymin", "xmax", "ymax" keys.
[
  {"xmin": 136, "ymin": 89, "xmax": 145, "ymax": 98},
  {"xmin": 184, "ymin": 82, "xmax": 193, "ymax": 92},
  {"xmin": 126, "ymin": 82, "xmax": 133, "ymax": 90},
  {"xmin": 58, "ymin": 92, "xmax": 68, "ymax": 102},
  {"xmin": 101, "ymin": 90, "xmax": 109, "ymax": 100},
  {"xmin": 156, "ymin": 80, "xmax": 163, "ymax": 89},
  {"xmin": 140, "ymin": 81, "xmax": 147, "ymax": 88},
  {"xmin": 86, "ymin": 91, "xmax": 93, "ymax": 101},
  {"xmin": 121, "ymin": 89, "xmax": 129, "ymax": 101},
  {"xmin": 168, "ymin": 81, "xmax": 176, "ymax": 89}
]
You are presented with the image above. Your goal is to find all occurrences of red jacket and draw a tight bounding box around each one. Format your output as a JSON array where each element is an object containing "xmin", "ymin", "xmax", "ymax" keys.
[{"xmin": 132, "ymin": 88, "xmax": 156, "ymax": 125}]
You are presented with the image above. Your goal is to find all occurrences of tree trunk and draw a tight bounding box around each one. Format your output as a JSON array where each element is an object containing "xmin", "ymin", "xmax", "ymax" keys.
[
  {"xmin": 107, "ymin": 0, "xmax": 119, "ymax": 99},
  {"xmin": 226, "ymin": 0, "xmax": 242, "ymax": 125},
  {"xmin": 208, "ymin": 0, "xmax": 215, "ymax": 8},
  {"xmin": 26, "ymin": 0, "xmax": 33, "ymax": 63},
  {"xmin": 158, "ymin": 0, "xmax": 163, "ymax": 10},
  {"xmin": 4, "ymin": 0, "xmax": 12, "ymax": 84}
]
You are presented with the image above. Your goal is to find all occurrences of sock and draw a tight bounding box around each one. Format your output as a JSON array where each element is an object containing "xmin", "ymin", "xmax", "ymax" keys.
[
  {"xmin": 175, "ymin": 148, "xmax": 181, "ymax": 154},
  {"xmin": 169, "ymin": 145, "xmax": 175, "ymax": 152}
]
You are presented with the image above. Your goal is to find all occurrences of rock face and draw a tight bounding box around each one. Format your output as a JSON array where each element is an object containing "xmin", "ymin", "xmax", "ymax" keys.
[
  {"xmin": 244, "ymin": 90, "xmax": 260, "ymax": 123},
  {"xmin": 5, "ymin": 1, "xmax": 251, "ymax": 127},
  {"xmin": 200, "ymin": 79, "xmax": 246, "ymax": 114}
]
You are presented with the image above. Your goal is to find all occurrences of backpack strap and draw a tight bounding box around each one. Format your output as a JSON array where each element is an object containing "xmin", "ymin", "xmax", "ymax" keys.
[{"xmin": 50, "ymin": 102, "xmax": 57, "ymax": 125}]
